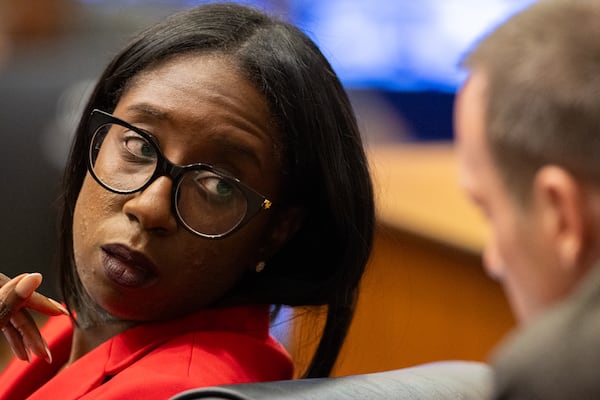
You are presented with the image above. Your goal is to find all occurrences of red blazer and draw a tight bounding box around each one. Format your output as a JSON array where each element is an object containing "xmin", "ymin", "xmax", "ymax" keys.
[{"xmin": 0, "ymin": 305, "xmax": 293, "ymax": 400}]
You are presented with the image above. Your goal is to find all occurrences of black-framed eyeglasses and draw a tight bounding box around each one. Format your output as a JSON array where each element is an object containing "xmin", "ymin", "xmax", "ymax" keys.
[{"xmin": 86, "ymin": 109, "xmax": 272, "ymax": 238}]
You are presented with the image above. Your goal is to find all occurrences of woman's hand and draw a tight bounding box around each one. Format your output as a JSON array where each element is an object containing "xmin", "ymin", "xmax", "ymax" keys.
[{"xmin": 0, "ymin": 273, "xmax": 69, "ymax": 364}]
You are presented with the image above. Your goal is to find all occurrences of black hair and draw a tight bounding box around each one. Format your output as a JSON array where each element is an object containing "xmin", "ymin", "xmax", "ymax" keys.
[{"xmin": 58, "ymin": 2, "xmax": 374, "ymax": 378}]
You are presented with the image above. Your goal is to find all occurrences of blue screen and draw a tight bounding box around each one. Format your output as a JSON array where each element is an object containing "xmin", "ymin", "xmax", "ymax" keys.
[{"xmin": 287, "ymin": 0, "xmax": 537, "ymax": 92}]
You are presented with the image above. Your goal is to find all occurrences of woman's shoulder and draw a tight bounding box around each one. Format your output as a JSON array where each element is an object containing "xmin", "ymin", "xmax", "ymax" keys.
[
  {"xmin": 142, "ymin": 327, "xmax": 293, "ymax": 381},
  {"xmin": 98, "ymin": 326, "xmax": 293, "ymax": 399},
  {"xmin": 117, "ymin": 306, "xmax": 293, "ymax": 383}
]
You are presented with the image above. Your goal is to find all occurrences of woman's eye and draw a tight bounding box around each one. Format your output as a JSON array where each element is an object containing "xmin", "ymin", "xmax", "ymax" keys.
[
  {"xmin": 201, "ymin": 177, "xmax": 234, "ymax": 199},
  {"xmin": 124, "ymin": 135, "xmax": 155, "ymax": 159}
]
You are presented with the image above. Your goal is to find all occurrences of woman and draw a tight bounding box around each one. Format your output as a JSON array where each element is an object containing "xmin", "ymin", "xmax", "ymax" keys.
[{"xmin": 0, "ymin": 3, "xmax": 375, "ymax": 399}]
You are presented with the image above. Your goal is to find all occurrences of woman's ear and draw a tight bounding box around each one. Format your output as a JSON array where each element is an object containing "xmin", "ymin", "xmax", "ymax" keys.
[
  {"xmin": 534, "ymin": 166, "xmax": 588, "ymax": 273},
  {"xmin": 261, "ymin": 206, "xmax": 306, "ymax": 260}
]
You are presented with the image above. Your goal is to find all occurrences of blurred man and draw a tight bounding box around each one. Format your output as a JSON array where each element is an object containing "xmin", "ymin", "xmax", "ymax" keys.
[{"xmin": 454, "ymin": 0, "xmax": 600, "ymax": 398}]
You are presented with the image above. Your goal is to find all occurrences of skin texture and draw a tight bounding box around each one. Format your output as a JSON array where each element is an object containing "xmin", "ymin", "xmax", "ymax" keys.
[
  {"xmin": 0, "ymin": 53, "xmax": 299, "ymax": 366},
  {"xmin": 454, "ymin": 70, "xmax": 590, "ymax": 323}
]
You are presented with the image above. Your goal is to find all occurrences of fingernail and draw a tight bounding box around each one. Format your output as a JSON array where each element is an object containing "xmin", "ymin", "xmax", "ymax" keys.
[
  {"xmin": 48, "ymin": 298, "xmax": 69, "ymax": 315},
  {"xmin": 43, "ymin": 342, "xmax": 52, "ymax": 364},
  {"xmin": 13, "ymin": 346, "xmax": 28, "ymax": 363},
  {"xmin": 15, "ymin": 273, "xmax": 42, "ymax": 299}
]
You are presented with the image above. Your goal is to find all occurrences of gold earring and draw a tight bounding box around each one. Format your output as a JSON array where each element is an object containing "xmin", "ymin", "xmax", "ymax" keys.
[{"xmin": 255, "ymin": 261, "xmax": 266, "ymax": 273}]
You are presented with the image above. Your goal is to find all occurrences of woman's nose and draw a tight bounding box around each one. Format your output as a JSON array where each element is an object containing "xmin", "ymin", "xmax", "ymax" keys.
[{"xmin": 122, "ymin": 176, "xmax": 178, "ymax": 234}]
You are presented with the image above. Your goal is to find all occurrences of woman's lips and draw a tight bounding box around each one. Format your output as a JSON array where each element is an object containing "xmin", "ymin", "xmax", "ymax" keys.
[{"xmin": 100, "ymin": 244, "xmax": 158, "ymax": 288}]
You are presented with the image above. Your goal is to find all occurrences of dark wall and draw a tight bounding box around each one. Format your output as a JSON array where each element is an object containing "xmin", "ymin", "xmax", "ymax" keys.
[{"xmin": 382, "ymin": 90, "xmax": 455, "ymax": 141}]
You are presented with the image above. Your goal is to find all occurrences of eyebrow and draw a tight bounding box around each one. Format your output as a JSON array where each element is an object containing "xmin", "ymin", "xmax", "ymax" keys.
[
  {"xmin": 125, "ymin": 103, "xmax": 169, "ymax": 120},
  {"xmin": 210, "ymin": 133, "xmax": 263, "ymax": 169},
  {"xmin": 123, "ymin": 102, "xmax": 265, "ymax": 170}
]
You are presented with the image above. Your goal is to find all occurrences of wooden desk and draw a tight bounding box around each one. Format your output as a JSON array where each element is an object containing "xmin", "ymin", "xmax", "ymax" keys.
[
  {"xmin": 369, "ymin": 141, "xmax": 487, "ymax": 252},
  {"xmin": 291, "ymin": 142, "xmax": 515, "ymax": 377}
]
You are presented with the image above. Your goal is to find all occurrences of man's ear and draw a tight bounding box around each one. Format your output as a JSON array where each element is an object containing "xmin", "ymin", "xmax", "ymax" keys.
[
  {"xmin": 534, "ymin": 166, "xmax": 588, "ymax": 273},
  {"xmin": 260, "ymin": 206, "xmax": 306, "ymax": 260}
]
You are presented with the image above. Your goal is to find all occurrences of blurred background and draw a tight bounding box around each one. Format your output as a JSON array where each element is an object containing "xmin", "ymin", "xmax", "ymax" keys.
[{"xmin": 0, "ymin": 0, "xmax": 535, "ymax": 374}]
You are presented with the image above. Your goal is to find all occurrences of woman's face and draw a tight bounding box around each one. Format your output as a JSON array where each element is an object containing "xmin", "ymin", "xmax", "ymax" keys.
[{"xmin": 72, "ymin": 53, "xmax": 285, "ymax": 321}]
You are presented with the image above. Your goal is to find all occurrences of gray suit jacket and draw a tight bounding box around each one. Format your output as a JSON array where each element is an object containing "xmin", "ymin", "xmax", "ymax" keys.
[{"xmin": 491, "ymin": 265, "xmax": 600, "ymax": 399}]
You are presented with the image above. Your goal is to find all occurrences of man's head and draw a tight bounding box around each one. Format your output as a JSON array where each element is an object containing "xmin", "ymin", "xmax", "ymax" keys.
[{"xmin": 455, "ymin": 0, "xmax": 600, "ymax": 323}]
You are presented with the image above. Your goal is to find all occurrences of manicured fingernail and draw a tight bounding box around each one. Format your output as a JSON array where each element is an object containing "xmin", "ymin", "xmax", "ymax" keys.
[
  {"xmin": 48, "ymin": 298, "xmax": 69, "ymax": 315},
  {"xmin": 43, "ymin": 342, "xmax": 52, "ymax": 364},
  {"xmin": 13, "ymin": 346, "xmax": 28, "ymax": 363},
  {"xmin": 15, "ymin": 273, "xmax": 42, "ymax": 299}
]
